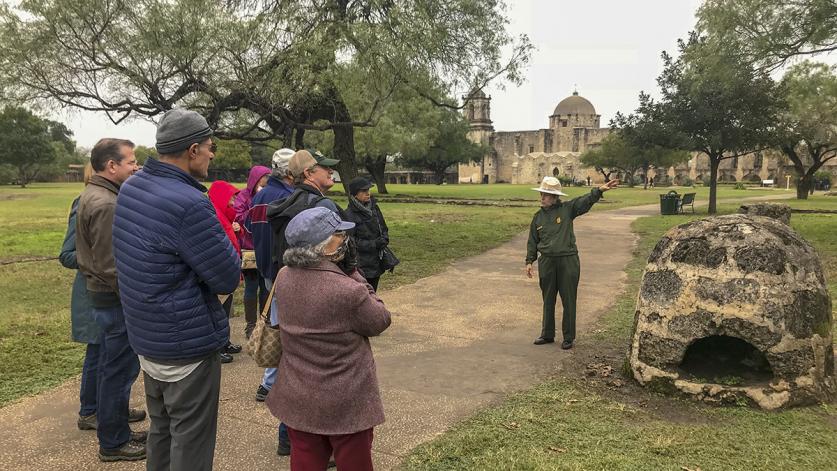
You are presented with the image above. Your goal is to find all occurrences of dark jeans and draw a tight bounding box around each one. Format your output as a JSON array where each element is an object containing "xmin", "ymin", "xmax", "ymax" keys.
[
  {"xmin": 79, "ymin": 343, "xmax": 101, "ymax": 417},
  {"xmin": 145, "ymin": 354, "xmax": 221, "ymax": 471},
  {"xmin": 92, "ymin": 305, "xmax": 140, "ymax": 450},
  {"xmin": 242, "ymin": 269, "xmax": 268, "ymax": 306}
]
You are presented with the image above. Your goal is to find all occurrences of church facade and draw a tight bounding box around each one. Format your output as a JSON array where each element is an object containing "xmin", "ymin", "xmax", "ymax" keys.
[
  {"xmin": 459, "ymin": 90, "xmax": 608, "ymax": 184},
  {"xmin": 458, "ymin": 91, "xmax": 837, "ymax": 186}
]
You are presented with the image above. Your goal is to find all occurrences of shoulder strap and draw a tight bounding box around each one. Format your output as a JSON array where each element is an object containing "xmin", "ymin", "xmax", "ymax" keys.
[{"xmin": 260, "ymin": 276, "xmax": 279, "ymax": 322}]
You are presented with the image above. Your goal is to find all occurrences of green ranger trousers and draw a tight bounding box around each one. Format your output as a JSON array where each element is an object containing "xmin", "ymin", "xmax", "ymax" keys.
[{"xmin": 537, "ymin": 254, "xmax": 580, "ymax": 341}]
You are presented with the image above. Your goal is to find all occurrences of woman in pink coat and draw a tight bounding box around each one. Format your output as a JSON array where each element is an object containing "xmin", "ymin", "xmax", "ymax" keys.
[
  {"xmin": 267, "ymin": 207, "xmax": 391, "ymax": 471},
  {"xmin": 233, "ymin": 165, "xmax": 271, "ymax": 338}
]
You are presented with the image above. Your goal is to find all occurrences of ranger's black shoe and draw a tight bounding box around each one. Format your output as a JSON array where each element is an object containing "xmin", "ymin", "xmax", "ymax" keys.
[
  {"xmin": 220, "ymin": 352, "xmax": 234, "ymax": 363},
  {"xmin": 561, "ymin": 340, "xmax": 574, "ymax": 350},
  {"xmin": 533, "ymin": 337, "xmax": 554, "ymax": 345}
]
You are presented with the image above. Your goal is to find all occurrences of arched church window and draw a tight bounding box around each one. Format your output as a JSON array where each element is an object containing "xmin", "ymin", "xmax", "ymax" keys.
[{"xmin": 552, "ymin": 167, "xmax": 560, "ymax": 177}]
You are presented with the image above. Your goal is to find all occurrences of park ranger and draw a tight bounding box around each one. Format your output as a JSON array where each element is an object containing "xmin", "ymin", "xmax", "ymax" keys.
[{"xmin": 526, "ymin": 176, "xmax": 619, "ymax": 349}]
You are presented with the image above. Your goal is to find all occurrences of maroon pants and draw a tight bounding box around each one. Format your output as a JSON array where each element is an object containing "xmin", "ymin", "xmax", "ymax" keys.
[{"xmin": 288, "ymin": 427, "xmax": 374, "ymax": 471}]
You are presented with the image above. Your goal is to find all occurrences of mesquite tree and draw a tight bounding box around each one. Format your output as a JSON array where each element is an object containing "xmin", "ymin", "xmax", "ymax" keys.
[{"xmin": 0, "ymin": 0, "xmax": 531, "ymax": 191}]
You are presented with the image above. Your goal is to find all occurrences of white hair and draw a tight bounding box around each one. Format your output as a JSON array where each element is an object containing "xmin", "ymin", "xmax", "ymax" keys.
[{"xmin": 283, "ymin": 237, "xmax": 330, "ymax": 267}]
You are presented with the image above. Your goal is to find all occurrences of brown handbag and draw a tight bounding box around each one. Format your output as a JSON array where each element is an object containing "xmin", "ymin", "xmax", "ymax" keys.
[
  {"xmin": 246, "ymin": 275, "xmax": 283, "ymax": 368},
  {"xmin": 240, "ymin": 249, "xmax": 257, "ymax": 270}
]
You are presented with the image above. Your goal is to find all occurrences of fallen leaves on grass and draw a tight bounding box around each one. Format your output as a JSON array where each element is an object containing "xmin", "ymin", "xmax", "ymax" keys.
[
  {"xmin": 585, "ymin": 362, "xmax": 613, "ymax": 378},
  {"xmin": 548, "ymin": 446, "xmax": 568, "ymax": 453},
  {"xmin": 607, "ymin": 378, "xmax": 625, "ymax": 389},
  {"xmin": 502, "ymin": 421, "xmax": 520, "ymax": 430}
]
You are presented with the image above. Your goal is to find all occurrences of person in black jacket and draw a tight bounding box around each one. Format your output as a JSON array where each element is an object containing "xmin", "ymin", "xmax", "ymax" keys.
[{"xmin": 343, "ymin": 177, "xmax": 390, "ymax": 291}]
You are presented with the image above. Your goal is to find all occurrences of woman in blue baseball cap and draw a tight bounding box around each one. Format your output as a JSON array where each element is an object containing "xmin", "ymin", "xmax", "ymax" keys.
[{"xmin": 265, "ymin": 207, "xmax": 391, "ymax": 471}]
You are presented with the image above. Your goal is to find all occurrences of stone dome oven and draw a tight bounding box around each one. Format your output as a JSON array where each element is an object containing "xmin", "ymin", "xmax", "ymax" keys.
[{"xmin": 628, "ymin": 214, "xmax": 835, "ymax": 409}]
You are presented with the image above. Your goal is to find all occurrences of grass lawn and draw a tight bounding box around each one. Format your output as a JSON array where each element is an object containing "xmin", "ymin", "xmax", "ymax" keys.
[
  {"xmin": 401, "ymin": 204, "xmax": 837, "ymax": 471},
  {"xmin": 368, "ymin": 183, "xmax": 793, "ymax": 211},
  {"xmin": 0, "ymin": 181, "xmax": 830, "ymax": 414}
]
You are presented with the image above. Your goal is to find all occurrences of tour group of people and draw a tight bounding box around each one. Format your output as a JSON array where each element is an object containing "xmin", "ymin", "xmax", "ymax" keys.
[{"xmin": 59, "ymin": 108, "xmax": 617, "ymax": 470}]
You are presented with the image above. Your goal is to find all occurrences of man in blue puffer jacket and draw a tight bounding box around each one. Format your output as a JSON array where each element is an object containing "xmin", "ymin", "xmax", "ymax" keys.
[{"xmin": 113, "ymin": 109, "xmax": 240, "ymax": 470}]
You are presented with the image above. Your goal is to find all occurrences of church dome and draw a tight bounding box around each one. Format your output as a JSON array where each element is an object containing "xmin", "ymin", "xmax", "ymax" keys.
[{"xmin": 553, "ymin": 91, "xmax": 596, "ymax": 116}]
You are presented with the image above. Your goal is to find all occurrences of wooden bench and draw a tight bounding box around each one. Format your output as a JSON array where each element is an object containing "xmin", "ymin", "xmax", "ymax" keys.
[{"xmin": 678, "ymin": 192, "xmax": 696, "ymax": 213}]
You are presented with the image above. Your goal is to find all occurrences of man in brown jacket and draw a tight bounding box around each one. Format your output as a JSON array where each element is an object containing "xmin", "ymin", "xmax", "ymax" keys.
[
  {"xmin": 76, "ymin": 138, "xmax": 145, "ymax": 462},
  {"xmin": 267, "ymin": 207, "xmax": 391, "ymax": 471}
]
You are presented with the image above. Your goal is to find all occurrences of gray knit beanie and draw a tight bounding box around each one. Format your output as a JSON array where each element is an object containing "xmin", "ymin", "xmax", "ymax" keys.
[{"xmin": 155, "ymin": 109, "xmax": 213, "ymax": 154}]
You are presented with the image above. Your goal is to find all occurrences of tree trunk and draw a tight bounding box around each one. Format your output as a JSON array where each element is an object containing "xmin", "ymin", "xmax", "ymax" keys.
[
  {"xmin": 364, "ymin": 155, "xmax": 388, "ymax": 194},
  {"xmin": 781, "ymin": 144, "xmax": 812, "ymax": 200},
  {"xmin": 800, "ymin": 157, "xmax": 829, "ymax": 199},
  {"xmin": 294, "ymin": 127, "xmax": 306, "ymax": 150},
  {"xmin": 18, "ymin": 167, "xmax": 28, "ymax": 188},
  {"xmin": 596, "ymin": 167, "xmax": 611, "ymax": 182},
  {"xmin": 708, "ymin": 155, "xmax": 720, "ymax": 214},
  {"xmin": 282, "ymin": 127, "xmax": 293, "ymax": 148},
  {"xmin": 333, "ymin": 127, "xmax": 358, "ymax": 195},
  {"xmin": 796, "ymin": 175, "xmax": 812, "ymax": 199},
  {"xmin": 326, "ymin": 87, "xmax": 358, "ymax": 195}
]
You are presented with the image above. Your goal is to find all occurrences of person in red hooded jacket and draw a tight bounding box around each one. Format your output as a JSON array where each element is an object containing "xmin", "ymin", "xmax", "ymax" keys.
[{"xmin": 208, "ymin": 180, "xmax": 243, "ymax": 363}]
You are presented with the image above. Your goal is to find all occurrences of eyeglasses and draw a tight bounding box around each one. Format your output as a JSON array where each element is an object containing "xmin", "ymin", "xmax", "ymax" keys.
[{"xmin": 195, "ymin": 141, "xmax": 217, "ymax": 153}]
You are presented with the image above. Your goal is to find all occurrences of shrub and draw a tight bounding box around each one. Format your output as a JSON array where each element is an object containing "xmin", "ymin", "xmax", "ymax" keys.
[{"xmin": 734, "ymin": 182, "xmax": 746, "ymax": 190}]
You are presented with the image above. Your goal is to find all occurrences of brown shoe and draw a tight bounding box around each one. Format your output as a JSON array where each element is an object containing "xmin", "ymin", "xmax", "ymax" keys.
[
  {"xmin": 99, "ymin": 439, "xmax": 146, "ymax": 462},
  {"xmin": 131, "ymin": 430, "xmax": 147, "ymax": 442},
  {"xmin": 533, "ymin": 337, "xmax": 554, "ymax": 345},
  {"xmin": 79, "ymin": 408, "xmax": 145, "ymax": 431},
  {"xmin": 128, "ymin": 408, "xmax": 147, "ymax": 422},
  {"xmin": 77, "ymin": 414, "xmax": 96, "ymax": 430}
]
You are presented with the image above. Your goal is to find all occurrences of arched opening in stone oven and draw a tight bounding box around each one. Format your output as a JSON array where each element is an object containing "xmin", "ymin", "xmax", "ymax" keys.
[{"xmin": 678, "ymin": 335, "xmax": 773, "ymax": 385}]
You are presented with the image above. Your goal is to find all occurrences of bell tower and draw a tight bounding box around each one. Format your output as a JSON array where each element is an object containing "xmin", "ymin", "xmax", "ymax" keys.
[{"xmin": 460, "ymin": 90, "xmax": 496, "ymax": 183}]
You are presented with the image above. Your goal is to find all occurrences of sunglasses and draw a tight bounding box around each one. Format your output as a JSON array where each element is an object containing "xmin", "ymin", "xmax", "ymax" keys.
[{"xmin": 195, "ymin": 141, "xmax": 217, "ymax": 153}]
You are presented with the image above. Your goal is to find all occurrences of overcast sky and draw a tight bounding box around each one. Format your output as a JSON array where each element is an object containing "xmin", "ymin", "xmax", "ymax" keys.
[{"xmin": 61, "ymin": 0, "xmax": 705, "ymax": 149}]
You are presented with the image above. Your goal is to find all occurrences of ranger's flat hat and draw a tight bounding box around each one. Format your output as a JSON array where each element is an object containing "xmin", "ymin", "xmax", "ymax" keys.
[{"xmin": 532, "ymin": 176, "xmax": 568, "ymax": 196}]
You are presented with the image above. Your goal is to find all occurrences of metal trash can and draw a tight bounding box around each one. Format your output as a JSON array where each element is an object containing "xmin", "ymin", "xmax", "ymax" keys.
[{"xmin": 660, "ymin": 190, "xmax": 680, "ymax": 215}]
